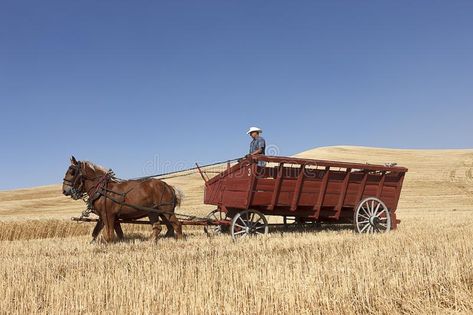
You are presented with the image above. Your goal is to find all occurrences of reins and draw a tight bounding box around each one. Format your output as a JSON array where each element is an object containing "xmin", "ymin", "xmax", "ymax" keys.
[{"xmin": 129, "ymin": 158, "xmax": 240, "ymax": 181}]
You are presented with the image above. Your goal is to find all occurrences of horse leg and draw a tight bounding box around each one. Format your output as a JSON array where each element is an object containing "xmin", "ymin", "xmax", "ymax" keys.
[
  {"xmin": 114, "ymin": 221, "xmax": 124, "ymax": 241},
  {"xmin": 168, "ymin": 213, "xmax": 183, "ymax": 240},
  {"xmin": 103, "ymin": 215, "xmax": 116, "ymax": 243},
  {"xmin": 91, "ymin": 219, "xmax": 104, "ymax": 243},
  {"xmin": 148, "ymin": 213, "xmax": 162, "ymax": 242},
  {"xmin": 160, "ymin": 214, "xmax": 175, "ymax": 238}
]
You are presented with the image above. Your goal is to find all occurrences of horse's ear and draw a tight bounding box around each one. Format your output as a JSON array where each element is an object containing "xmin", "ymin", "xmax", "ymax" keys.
[{"xmin": 71, "ymin": 156, "xmax": 78, "ymax": 165}]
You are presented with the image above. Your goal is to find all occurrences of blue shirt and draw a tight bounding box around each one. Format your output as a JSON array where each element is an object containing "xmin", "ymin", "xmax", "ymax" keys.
[{"xmin": 250, "ymin": 137, "xmax": 266, "ymax": 155}]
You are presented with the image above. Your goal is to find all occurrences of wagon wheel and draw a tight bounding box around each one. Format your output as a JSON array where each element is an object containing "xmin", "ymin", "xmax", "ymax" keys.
[
  {"xmin": 231, "ymin": 210, "xmax": 268, "ymax": 240},
  {"xmin": 204, "ymin": 209, "xmax": 230, "ymax": 236},
  {"xmin": 354, "ymin": 197, "xmax": 392, "ymax": 234}
]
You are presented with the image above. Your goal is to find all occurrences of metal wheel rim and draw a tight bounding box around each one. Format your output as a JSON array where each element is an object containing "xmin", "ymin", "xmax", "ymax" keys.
[
  {"xmin": 231, "ymin": 210, "xmax": 268, "ymax": 240},
  {"xmin": 354, "ymin": 197, "xmax": 391, "ymax": 234}
]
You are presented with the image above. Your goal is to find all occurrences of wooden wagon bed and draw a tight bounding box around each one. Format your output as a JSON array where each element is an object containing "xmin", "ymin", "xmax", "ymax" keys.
[{"xmin": 203, "ymin": 155, "xmax": 407, "ymax": 230}]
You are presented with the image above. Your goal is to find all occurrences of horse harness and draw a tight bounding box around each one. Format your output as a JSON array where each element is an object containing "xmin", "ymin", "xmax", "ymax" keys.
[{"xmin": 63, "ymin": 161, "xmax": 177, "ymax": 219}]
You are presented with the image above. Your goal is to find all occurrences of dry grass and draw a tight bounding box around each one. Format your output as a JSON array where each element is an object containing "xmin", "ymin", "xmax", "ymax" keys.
[
  {"xmin": 1, "ymin": 146, "xmax": 472, "ymax": 314},
  {"xmin": 0, "ymin": 220, "xmax": 154, "ymax": 241},
  {"xmin": 0, "ymin": 214, "xmax": 472, "ymax": 314}
]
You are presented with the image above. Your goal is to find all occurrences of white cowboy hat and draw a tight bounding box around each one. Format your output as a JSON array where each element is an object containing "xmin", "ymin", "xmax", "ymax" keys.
[{"xmin": 246, "ymin": 127, "xmax": 262, "ymax": 134}]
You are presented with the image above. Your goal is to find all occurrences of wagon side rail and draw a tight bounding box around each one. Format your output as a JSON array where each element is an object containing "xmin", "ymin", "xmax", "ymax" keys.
[{"xmin": 251, "ymin": 155, "xmax": 408, "ymax": 173}]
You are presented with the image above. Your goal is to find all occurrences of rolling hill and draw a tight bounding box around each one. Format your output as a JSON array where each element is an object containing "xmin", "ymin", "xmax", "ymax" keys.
[{"xmin": 1, "ymin": 146, "xmax": 472, "ymax": 220}]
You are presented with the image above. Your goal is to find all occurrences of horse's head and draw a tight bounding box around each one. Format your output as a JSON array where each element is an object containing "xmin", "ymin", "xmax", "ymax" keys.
[
  {"xmin": 62, "ymin": 156, "xmax": 86, "ymax": 200},
  {"xmin": 63, "ymin": 156, "xmax": 111, "ymax": 200}
]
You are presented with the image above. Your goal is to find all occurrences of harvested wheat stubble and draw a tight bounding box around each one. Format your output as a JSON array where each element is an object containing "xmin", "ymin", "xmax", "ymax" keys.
[{"xmin": 0, "ymin": 214, "xmax": 472, "ymax": 314}]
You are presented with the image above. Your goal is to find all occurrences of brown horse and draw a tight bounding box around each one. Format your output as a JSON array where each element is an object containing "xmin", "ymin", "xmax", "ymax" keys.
[{"xmin": 62, "ymin": 156, "xmax": 183, "ymax": 242}]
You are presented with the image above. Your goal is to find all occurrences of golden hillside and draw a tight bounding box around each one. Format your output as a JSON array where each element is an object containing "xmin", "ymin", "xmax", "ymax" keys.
[{"xmin": 1, "ymin": 146, "xmax": 472, "ymax": 220}]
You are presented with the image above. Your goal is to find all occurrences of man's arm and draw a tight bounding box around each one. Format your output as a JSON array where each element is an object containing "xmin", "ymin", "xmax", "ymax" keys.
[
  {"xmin": 250, "ymin": 148, "xmax": 263, "ymax": 155},
  {"xmin": 250, "ymin": 138, "xmax": 265, "ymax": 155}
]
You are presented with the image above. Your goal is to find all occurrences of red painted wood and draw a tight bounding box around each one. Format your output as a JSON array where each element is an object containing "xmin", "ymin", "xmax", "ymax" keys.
[
  {"xmin": 313, "ymin": 166, "xmax": 330, "ymax": 219},
  {"xmin": 376, "ymin": 172, "xmax": 386, "ymax": 198},
  {"xmin": 252, "ymin": 155, "xmax": 408, "ymax": 172},
  {"xmin": 392, "ymin": 172, "xmax": 405, "ymax": 211},
  {"xmin": 269, "ymin": 163, "xmax": 284, "ymax": 210},
  {"xmin": 246, "ymin": 163, "xmax": 258, "ymax": 208},
  {"xmin": 354, "ymin": 171, "xmax": 368, "ymax": 205},
  {"xmin": 203, "ymin": 155, "xmax": 408, "ymax": 226},
  {"xmin": 390, "ymin": 172, "xmax": 406, "ymax": 229},
  {"xmin": 290, "ymin": 164, "xmax": 305, "ymax": 211},
  {"xmin": 333, "ymin": 168, "xmax": 351, "ymax": 219}
]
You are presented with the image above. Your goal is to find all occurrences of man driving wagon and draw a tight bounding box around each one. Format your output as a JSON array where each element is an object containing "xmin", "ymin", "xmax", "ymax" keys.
[{"xmin": 247, "ymin": 126, "xmax": 266, "ymax": 166}]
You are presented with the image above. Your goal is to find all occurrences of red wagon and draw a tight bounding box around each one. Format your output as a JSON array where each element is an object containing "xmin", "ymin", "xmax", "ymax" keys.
[{"xmin": 200, "ymin": 155, "xmax": 408, "ymax": 239}]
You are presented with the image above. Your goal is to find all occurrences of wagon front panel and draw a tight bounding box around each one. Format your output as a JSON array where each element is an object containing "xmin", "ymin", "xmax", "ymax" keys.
[{"xmin": 204, "ymin": 163, "xmax": 253, "ymax": 209}]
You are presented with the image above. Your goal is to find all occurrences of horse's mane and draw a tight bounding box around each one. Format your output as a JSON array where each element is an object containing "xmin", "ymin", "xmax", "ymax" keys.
[{"xmin": 82, "ymin": 161, "xmax": 122, "ymax": 182}]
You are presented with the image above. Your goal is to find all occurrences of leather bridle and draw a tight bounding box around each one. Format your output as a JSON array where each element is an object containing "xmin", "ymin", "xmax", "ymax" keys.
[{"xmin": 63, "ymin": 161, "xmax": 87, "ymax": 200}]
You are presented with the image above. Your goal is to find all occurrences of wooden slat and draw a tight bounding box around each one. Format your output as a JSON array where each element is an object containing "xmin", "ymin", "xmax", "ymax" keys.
[
  {"xmin": 376, "ymin": 172, "xmax": 386, "ymax": 198},
  {"xmin": 268, "ymin": 163, "xmax": 284, "ymax": 210},
  {"xmin": 391, "ymin": 172, "xmax": 406, "ymax": 211},
  {"xmin": 355, "ymin": 171, "xmax": 368, "ymax": 204},
  {"xmin": 290, "ymin": 164, "xmax": 305, "ymax": 211},
  {"xmin": 333, "ymin": 168, "xmax": 352, "ymax": 219},
  {"xmin": 390, "ymin": 172, "xmax": 406, "ymax": 230},
  {"xmin": 313, "ymin": 166, "xmax": 330, "ymax": 219},
  {"xmin": 245, "ymin": 164, "xmax": 258, "ymax": 208},
  {"xmin": 253, "ymin": 155, "xmax": 408, "ymax": 173}
]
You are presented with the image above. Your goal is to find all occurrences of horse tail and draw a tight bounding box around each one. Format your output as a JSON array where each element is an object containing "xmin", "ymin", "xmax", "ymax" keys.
[{"xmin": 172, "ymin": 186, "xmax": 184, "ymax": 208}]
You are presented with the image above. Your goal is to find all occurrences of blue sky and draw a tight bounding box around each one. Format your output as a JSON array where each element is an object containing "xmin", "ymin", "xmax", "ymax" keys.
[{"xmin": 1, "ymin": 0, "xmax": 472, "ymax": 190}]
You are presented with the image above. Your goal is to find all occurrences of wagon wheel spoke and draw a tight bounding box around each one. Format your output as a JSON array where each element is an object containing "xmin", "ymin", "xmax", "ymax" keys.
[
  {"xmin": 214, "ymin": 211, "xmax": 225, "ymax": 221},
  {"xmin": 373, "ymin": 203, "xmax": 381, "ymax": 216},
  {"xmin": 361, "ymin": 206, "xmax": 370, "ymax": 217},
  {"xmin": 355, "ymin": 197, "xmax": 392, "ymax": 234},
  {"xmin": 205, "ymin": 209, "xmax": 229, "ymax": 236},
  {"xmin": 237, "ymin": 217, "xmax": 248, "ymax": 228},
  {"xmin": 231, "ymin": 210, "xmax": 268, "ymax": 240},
  {"xmin": 247, "ymin": 212, "xmax": 255, "ymax": 228},
  {"xmin": 253, "ymin": 223, "xmax": 266, "ymax": 230},
  {"xmin": 375, "ymin": 224, "xmax": 386, "ymax": 231},
  {"xmin": 360, "ymin": 223, "xmax": 370, "ymax": 233},
  {"xmin": 250, "ymin": 216, "xmax": 263, "ymax": 229},
  {"xmin": 376, "ymin": 209, "xmax": 387, "ymax": 217}
]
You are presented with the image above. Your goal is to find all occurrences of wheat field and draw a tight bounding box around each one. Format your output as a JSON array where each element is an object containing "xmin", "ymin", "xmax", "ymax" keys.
[{"xmin": 0, "ymin": 146, "xmax": 472, "ymax": 314}]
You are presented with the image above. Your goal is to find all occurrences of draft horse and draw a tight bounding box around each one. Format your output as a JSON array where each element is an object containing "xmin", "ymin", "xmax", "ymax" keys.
[{"xmin": 62, "ymin": 156, "xmax": 183, "ymax": 242}]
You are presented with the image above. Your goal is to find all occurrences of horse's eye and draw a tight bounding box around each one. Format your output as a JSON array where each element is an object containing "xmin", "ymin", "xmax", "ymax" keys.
[{"xmin": 70, "ymin": 169, "xmax": 76, "ymax": 176}]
